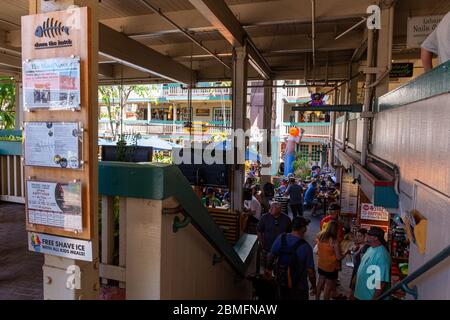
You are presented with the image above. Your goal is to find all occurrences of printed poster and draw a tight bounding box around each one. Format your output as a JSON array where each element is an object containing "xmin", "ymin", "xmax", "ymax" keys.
[
  {"xmin": 360, "ymin": 203, "xmax": 390, "ymax": 222},
  {"xmin": 23, "ymin": 57, "xmax": 81, "ymax": 110},
  {"xmin": 24, "ymin": 122, "xmax": 82, "ymax": 169},
  {"xmin": 28, "ymin": 232, "xmax": 92, "ymax": 262},
  {"xmin": 27, "ymin": 181, "xmax": 82, "ymax": 231}
]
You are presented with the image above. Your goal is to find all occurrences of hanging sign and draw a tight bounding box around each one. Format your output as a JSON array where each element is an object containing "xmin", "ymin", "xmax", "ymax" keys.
[
  {"xmin": 28, "ymin": 232, "xmax": 92, "ymax": 262},
  {"xmin": 24, "ymin": 122, "xmax": 82, "ymax": 169},
  {"xmin": 23, "ymin": 57, "xmax": 81, "ymax": 110},
  {"xmin": 390, "ymin": 63, "xmax": 414, "ymax": 78},
  {"xmin": 360, "ymin": 203, "xmax": 390, "ymax": 222},
  {"xmin": 27, "ymin": 180, "xmax": 82, "ymax": 231},
  {"xmin": 407, "ymin": 15, "xmax": 443, "ymax": 48}
]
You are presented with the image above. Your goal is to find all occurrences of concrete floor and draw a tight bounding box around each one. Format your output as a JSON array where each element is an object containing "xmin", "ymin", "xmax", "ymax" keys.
[{"xmin": 0, "ymin": 203, "xmax": 43, "ymax": 300}]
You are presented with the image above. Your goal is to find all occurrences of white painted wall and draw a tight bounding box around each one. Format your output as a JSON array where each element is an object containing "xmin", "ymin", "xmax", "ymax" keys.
[{"xmin": 371, "ymin": 93, "xmax": 450, "ymax": 300}]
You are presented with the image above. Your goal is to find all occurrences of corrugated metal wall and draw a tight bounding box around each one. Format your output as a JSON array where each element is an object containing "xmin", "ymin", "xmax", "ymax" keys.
[
  {"xmin": 372, "ymin": 93, "xmax": 450, "ymax": 300},
  {"xmin": 372, "ymin": 94, "xmax": 450, "ymax": 198}
]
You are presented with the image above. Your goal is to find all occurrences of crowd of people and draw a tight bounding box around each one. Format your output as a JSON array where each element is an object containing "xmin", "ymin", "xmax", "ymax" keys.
[
  {"xmin": 255, "ymin": 200, "xmax": 391, "ymax": 300},
  {"xmin": 199, "ymin": 163, "xmax": 392, "ymax": 301}
]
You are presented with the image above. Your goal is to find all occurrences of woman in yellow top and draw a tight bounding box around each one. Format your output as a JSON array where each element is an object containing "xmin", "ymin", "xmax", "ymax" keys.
[{"xmin": 315, "ymin": 221, "xmax": 343, "ymax": 300}]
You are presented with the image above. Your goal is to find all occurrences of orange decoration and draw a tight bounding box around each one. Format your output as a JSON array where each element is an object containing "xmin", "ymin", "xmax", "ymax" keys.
[{"xmin": 289, "ymin": 127, "xmax": 300, "ymax": 137}]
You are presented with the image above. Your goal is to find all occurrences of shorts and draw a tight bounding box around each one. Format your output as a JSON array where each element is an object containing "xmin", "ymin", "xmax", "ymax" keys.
[{"xmin": 318, "ymin": 268, "xmax": 339, "ymax": 280}]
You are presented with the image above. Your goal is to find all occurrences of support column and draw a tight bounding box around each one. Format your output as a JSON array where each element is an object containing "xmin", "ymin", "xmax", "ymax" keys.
[
  {"xmin": 231, "ymin": 46, "xmax": 248, "ymax": 213},
  {"xmin": 260, "ymin": 79, "xmax": 273, "ymax": 186},
  {"xmin": 14, "ymin": 78, "xmax": 22, "ymax": 130},
  {"xmin": 349, "ymin": 63, "xmax": 360, "ymax": 104},
  {"xmin": 375, "ymin": 4, "xmax": 394, "ymax": 98},
  {"xmin": 28, "ymin": 0, "xmax": 100, "ymax": 300}
]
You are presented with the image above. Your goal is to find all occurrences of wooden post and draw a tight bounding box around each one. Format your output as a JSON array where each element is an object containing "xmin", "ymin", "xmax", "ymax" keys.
[{"xmin": 24, "ymin": 0, "xmax": 99, "ymax": 300}]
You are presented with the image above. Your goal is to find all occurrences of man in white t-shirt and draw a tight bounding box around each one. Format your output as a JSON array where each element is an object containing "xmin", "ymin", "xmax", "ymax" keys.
[
  {"xmin": 244, "ymin": 187, "xmax": 262, "ymax": 221},
  {"xmin": 421, "ymin": 11, "xmax": 450, "ymax": 72}
]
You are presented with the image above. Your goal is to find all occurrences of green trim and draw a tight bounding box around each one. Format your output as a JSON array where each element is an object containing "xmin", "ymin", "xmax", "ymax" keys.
[
  {"xmin": 98, "ymin": 162, "xmax": 257, "ymax": 276},
  {"xmin": 377, "ymin": 60, "xmax": 450, "ymax": 112},
  {"xmin": 173, "ymin": 215, "xmax": 191, "ymax": 233},
  {"xmin": 0, "ymin": 130, "xmax": 22, "ymax": 137},
  {"xmin": 283, "ymin": 122, "xmax": 330, "ymax": 127},
  {"xmin": 0, "ymin": 141, "xmax": 22, "ymax": 156}
]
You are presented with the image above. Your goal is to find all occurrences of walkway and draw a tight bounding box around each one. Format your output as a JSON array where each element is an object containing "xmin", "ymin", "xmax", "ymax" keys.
[{"xmin": 0, "ymin": 203, "xmax": 43, "ymax": 300}]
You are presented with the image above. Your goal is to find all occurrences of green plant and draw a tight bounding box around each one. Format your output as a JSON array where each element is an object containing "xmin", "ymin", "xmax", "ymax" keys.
[
  {"xmin": 153, "ymin": 151, "xmax": 172, "ymax": 163},
  {"xmin": 0, "ymin": 79, "xmax": 16, "ymax": 130},
  {"xmin": 293, "ymin": 156, "xmax": 311, "ymax": 181}
]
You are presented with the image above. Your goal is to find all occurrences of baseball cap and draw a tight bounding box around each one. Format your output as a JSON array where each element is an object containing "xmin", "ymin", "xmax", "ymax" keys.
[
  {"xmin": 368, "ymin": 226, "xmax": 385, "ymax": 242},
  {"xmin": 292, "ymin": 216, "xmax": 311, "ymax": 229},
  {"xmin": 287, "ymin": 173, "xmax": 295, "ymax": 180}
]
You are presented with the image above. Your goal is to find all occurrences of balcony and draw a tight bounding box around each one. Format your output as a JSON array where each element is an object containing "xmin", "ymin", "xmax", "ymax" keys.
[
  {"xmin": 99, "ymin": 119, "xmax": 232, "ymax": 138},
  {"xmin": 282, "ymin": 122, "xmax": 331, "ymax": 139}
]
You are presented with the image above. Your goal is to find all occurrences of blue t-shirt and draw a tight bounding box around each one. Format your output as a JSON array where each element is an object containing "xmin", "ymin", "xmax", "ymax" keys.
[
  {"xmin": 271, "ymin": 233, "xmax": 315, "ymax": 291},
  {"xmin": 257, "ymin": 213, "xmax": 292, "ymax": 251},
  {"xmin": 354, "ymin": 245, "xmax": 391, "ymax": 300},
  {"xmin": 304, "ymin": 184, "xmax": 316, "ymax": 204},
  {"xmin": 285, "ymin": 184, "xmax": 303, "ymax": 205}
]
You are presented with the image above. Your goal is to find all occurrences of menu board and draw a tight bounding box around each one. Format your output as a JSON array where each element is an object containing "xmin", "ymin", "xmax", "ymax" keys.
[
  {"xmin": 23, "ymin": 57, "xmax": 81, "ymax": 110},
  {"xmin": 27, "ymin": 180, "xmax": 82, "ymax": 231},
  {"xmin": 340, "ymin": 173, "xmax": 358, "ymax": 215},
  {"xmin": 24, "ymin": 122, "xmax": 82, "ymax": 169}
]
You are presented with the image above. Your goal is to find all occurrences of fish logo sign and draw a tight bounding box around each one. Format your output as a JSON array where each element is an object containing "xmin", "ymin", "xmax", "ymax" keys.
[{"xmin": 35, "ymin": 18, "xmax": 70, "ymax": 38}]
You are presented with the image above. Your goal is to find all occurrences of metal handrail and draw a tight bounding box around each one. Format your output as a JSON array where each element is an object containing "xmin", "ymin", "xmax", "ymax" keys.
[{"xmin": 377, "ymin": 245, "xmax": 450, "ymax": 300}]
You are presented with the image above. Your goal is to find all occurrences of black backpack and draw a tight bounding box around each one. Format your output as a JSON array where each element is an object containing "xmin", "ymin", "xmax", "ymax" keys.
[{"xmin": 274, "ymin": 234, "xmax": 306, "ymax": 288}]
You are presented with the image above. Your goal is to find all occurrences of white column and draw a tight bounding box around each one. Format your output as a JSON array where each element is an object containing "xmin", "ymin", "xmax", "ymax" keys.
[{"xmin": 231, "ymin": 46, "xmax": 248, "ymax": 212}]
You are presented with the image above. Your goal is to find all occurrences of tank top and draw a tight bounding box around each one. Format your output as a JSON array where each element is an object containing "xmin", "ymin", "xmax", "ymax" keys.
[{"xmin": 317, "ymin": 239, "xmax": 339, "ymax": 272}]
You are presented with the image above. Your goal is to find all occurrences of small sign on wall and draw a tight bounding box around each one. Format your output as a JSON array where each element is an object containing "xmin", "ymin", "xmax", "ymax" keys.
[
  {"xmin": 196, "ymin": 108, "xmax": 210, "ymax": 116},
  {"xmin": 27, "ymin": 180, "xmax": 82, "ymax": 231},
  {"xmin": 28, "ymin": 232, "xmax": 92, "ymax": 261},
  {"xmin": 23, "ymin": 57, "xmax": 81, "ymax": 110},
  {"xmin": 407, "ymin": 15, "xmax": 443, "ymax": 48},
  {"xmin": 24, "ymin": 122, "xmax": 82, "ymax": 169},
  {"xmin": 360, "ymin": 203, "xmax": 390, "ymax": 222}
]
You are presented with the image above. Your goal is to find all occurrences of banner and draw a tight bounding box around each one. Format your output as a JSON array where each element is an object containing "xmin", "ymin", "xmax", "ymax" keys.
[{"xmin": 28, "ymin": 232, "xmax": 92, "ymax": 261}]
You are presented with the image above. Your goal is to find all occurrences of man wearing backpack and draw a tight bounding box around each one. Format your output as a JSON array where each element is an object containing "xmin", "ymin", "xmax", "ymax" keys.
[{"xmin": 265, "ymin": 217, "xmax": 317, "ymax": 300}]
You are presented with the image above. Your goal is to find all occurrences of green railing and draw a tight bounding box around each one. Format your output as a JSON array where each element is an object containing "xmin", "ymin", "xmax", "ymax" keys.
[
  {"xmin": 283, "ymin": 121, "xmax": 330, "ymax": 127},
  {"xmin": 376, "ymin": 60, "xmax": 450, "ymax": 112},
  {"xmin": 99, "ymin": 162, "xmax": 257, "ymax": 276},
  {"xmin": 377, "ymin": 245, "xmax": 450, "ymax": 300}
]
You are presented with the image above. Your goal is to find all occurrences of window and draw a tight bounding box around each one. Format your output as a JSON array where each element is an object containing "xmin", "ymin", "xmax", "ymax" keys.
[
  {"xmin": 311, "ymin": 145, "xmax": 322, "ymax": 162},
  {"xmin": 299, "ymin": 145, "xmax": 309, "ymax": 161},
  {"xmin": 213, "ymin": 107, "xmax": 231, "ymax": 124}
]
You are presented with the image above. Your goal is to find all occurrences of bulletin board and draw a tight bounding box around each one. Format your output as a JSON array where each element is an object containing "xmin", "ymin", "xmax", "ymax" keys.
[{"xmin": 22, "ymin": 7, "xmax": 95, "ymax": 240}]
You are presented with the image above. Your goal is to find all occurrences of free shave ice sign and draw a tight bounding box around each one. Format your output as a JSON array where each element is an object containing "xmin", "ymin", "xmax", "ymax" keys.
[{"xmin": 28, "ymin": 232, "xmax": 92, "ymax": 262}]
